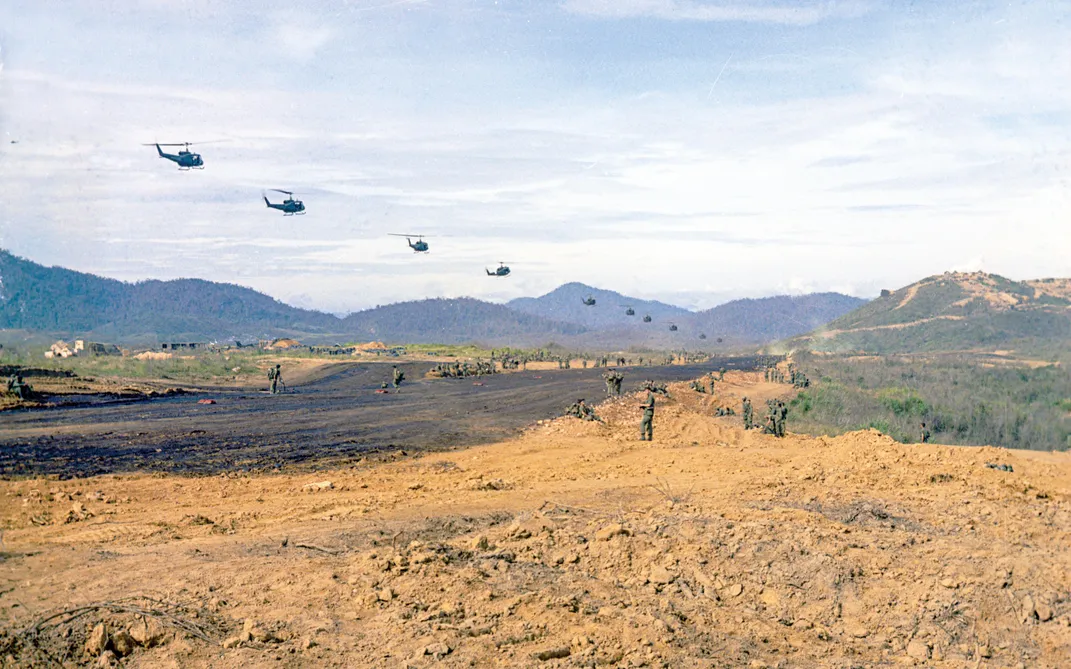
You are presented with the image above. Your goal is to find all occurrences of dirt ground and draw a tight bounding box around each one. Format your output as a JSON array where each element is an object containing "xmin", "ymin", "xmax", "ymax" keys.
[{"xmin": 1, "ymin": 371, "xmax": 1069, "ymax": 668}]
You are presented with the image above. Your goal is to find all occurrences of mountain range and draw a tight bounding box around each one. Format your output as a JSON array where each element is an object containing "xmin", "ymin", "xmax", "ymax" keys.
[{"xmin": 0, "ymin": 250, "xmax": 866, "ymax": 348}]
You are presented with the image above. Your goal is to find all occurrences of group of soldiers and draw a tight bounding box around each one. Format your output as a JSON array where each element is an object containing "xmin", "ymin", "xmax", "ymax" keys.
[
  {"xmin": 5, "ymin": 374, "xmax": 34, "ymax": 400},
  {"xmin": 564, "ymin": 398, "xmax": 602, "ymax": 422},
  {"xmin": 429, "ymin": 360, "xmax": 497, "ymax": 378},
  {"xmin": 737, "ymin": 396, "xmax": 788, "ymax": 437},
  {"xmin": 602, "ymin": 369, "xmax": 624, "ymax": 395},
  {"xmin": 763, "ymin": 363, "xmax": 810, "ymax": 389}
]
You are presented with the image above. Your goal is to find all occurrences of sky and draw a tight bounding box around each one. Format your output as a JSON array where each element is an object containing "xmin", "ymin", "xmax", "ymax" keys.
[{"xmin": 0, "ymin": 0, "xmax": 1068, "ymax": 314}]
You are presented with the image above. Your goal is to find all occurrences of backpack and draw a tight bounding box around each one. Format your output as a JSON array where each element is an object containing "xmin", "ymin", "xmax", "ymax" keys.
[{"xmin": 267, "ymin": 368, "xmax": 277, "ymax": 380}]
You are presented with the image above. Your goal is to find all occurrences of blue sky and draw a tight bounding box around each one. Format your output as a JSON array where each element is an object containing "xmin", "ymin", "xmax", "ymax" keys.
[{"xmin": 1, "ymin": 0, "xmax": 1068, "ymax": 313}]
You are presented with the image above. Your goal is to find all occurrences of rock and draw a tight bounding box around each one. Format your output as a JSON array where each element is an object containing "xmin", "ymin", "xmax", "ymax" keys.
[
  {"xmin": 300, "ymin": 637, "xmax": 318, "ymax": 650},
  {"xmin": 110, "ymin": 629, "xmax": 136, "ymax": 657},
  {"xmin": 940, "ymin": 578, "xmax": 958, "ymax": 589},
  {"xmin": 906, "ymin": 640, "xmax": 930, "ymax": 660},
  {"xmin": 846, "ymin": 622, "xmax": 868, "ymax": 638},
  {"xmin": 85, "ymin": 622, "xmax": 109, "ymax": 656},
  {"xmin": 129, "ymin": 618, "xmax": 165, "ymax": 648},
  {"xmin": 1037, "ymin": 602, "xmax": 1054, "ymax": 622},
  {"xmin": 595, "ymin": 524, "xmax": 629, "ymax": 541},
  {"xmin": 424, "ymin": 642, "xmax": 452, "ymax": 658},
  {"xmin": 648, "ymin": 566, "xmax": 675, "ymax": 585},
  {"xmin": 1022, "ymin": 595, "xmax": 1037, "ymax": 622},
  {"xmin": 534, "ymin": 646, "xmax": 571, "ymax": 661},
  {"xmin": 95, "ymin": 650, "xmax": 118, "ymax": 668},
  {"xmin": 725, "ymin": 583, "xmax": 744, "ymax": 598},
  {"xmin": 302, "ymin": 481, "xmax": 333, "ymax": 492},
  {"xmin": 471, "ymin": 535, "xmax": 491, "ymax": 551},
  {"xmin": 377, "ymin": 587, "xmax": 395, "ymax": 602},
  {"xmin": 222, "ymin": 634, "xmax": 247, "ymax": 649}
]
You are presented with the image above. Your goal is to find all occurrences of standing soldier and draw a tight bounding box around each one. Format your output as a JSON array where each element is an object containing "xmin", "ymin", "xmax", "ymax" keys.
[
  {"xmin": 776, "ymin": 401, "xmax": 788, "ymax": 437},
  {"xmin": 639, "ymin": 387, "xmax": 655, "ymax": 441},
  {"xmin": 920, "ymin": 422, "xmax": 931, "ymax": 443},
  {"xmin": 268, "ymin": 364, "xmax": 281, "ymax": 394},
  {"xmin": 742, "ymin": 396, "xmax": 753, "ymax": 430},
  {"xmin": 392, "ymin": 365, "xmax": 405, "ymax": 388}
]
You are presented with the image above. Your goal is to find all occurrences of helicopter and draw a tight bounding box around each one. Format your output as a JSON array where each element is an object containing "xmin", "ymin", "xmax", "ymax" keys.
[
  {"xmin": 582, "ymin": 296, "xmax": 596, "ymax": 306},
  {"xmin": 643, "ymin": 315, "xmax": 652, "ymax": 323},
  {"xmin": 263, "ymin": 189, "xmax": 305, "ymax": 215},
  {"xmin": 143, "ymin": 142, "xmax": 208, "ymax": 169},
  {"xmin": 621, "ymin": 305, "xmax": 635, "ymax": 316},
  {"xmin": 486, "ymin": 262, "xmax": 511, "ymax": 277},
  {"xmin": 389, "ymin": 234, "xmax": 430, "ymax": 253},
  {"xmin": 669, "ymin": 324, "xmax": 678, "ymax": 331},
  {"xmin": 699, "ymin": 333, "xmax": 707, "ymax": 340}
]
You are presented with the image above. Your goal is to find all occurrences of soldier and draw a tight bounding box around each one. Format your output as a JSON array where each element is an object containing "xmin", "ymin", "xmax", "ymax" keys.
[
  {"xmin": 920, "ymin": 422, "xmax": 931, "ymax": 443},
  {"xmin": 709, "ymin": 374, "xmax": 716, "ymax": 394},
  {"xmin": 392, "ymin": 365, "xmax": 405, "ymax": 388},
  {"xmin": 268, "ymin": 364, "xmax": 281, "ymax": 394},
  {"xmin": 776, "ymin": 401, "xmax": 788, "ymax": 437},
  {"xmin": 742, "ymin": 396, "xmax": 753, "ymax": 430},
  {"xmin": 604, "ymin": 371, "xmax": 615, "ymax": 396},
  {"xmin": 639, "ymin": 387, "xmax": 655, "ymax": 441},
  {"xmin": 9, "ymin": 374, "xmax": 32, "ymax": 400}
]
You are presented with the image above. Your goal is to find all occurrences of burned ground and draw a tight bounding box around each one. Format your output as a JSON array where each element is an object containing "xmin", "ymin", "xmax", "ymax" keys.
[{"xmin": 1, "ymin": 358, "xmax": 764, "ymax": 478}]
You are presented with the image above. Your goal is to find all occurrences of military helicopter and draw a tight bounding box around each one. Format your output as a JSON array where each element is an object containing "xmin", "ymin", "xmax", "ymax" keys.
[
  {"xmin": 643, "ymin": 315, "xmax": 652, "ymax": 323},
  {"xmin": 621, "ymin": 305, "xmax": 635, "ymax": 316},
  {"xmin": 142, "ymin": 142, "xmax": 212, "ymax": 169},
  {"xmin": 486, "ymin": 262, "xmax": 511, "ymax": 277},
  {"xmin": 669, "ymin": 324, "xmax": 678, "ymax": 331},
  {"xmin": 582, "ymin": 296, "xmax": 596, "ymax": 306},
  {"xmin": 699, "ymin": 333, "xmax": 707, "ymax": 340},
  {"xmin": 263, "ymin": 189, "xmax": 305, "ymax": 215},
  {"xmin": 389, "ymin": 234, "xmax": 430, "ymax": 253}
]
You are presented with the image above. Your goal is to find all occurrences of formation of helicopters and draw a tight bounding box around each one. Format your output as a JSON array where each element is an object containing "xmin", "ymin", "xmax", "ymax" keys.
[{"xmin": 146, "ymin": 142, "xmax": 716, "ymax": 339}]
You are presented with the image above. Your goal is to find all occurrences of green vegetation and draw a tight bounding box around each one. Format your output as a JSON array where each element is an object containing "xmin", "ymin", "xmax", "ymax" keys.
[{"xmin": 789, "ymin": 352, "xmax": 1071, "ymax": 452}]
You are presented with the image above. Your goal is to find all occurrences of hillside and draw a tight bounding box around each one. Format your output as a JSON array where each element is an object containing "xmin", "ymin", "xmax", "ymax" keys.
[
  {"xmin": 341, "ymin": 298, "xmax": 586, "ymax": 345},
  {"xmin": 507, "ymin": 282, "xmax": 689, "ymax": 329},
  {"xmin": 0, "ymin": 250, "xmax": 341, "ymax": 343},
  {"xmin": 687, "ymin": 293, "xmax": 867, "ymax": 342},
  {"xmin": 790, "ymin": 272, "xmax": 1071, "ymax": 355}
]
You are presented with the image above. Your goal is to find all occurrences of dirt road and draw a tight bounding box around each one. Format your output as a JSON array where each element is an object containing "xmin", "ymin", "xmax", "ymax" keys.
[{"xmin": 1, "ymin": 357, "xmax": 764, "ymax": 478}]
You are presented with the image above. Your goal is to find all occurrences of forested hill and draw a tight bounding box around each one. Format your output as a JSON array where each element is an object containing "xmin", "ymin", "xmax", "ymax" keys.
[
  {"xmin": 507, "ymin": 282, "xmax": 689, "ymax": 329},
  {"xmin": 687, "ymin": 293, "xmax": 867, "ymax": 342},
  {"xmin": 0, "ymin": 250, "xmax": 340, "ymax": 341},
  {"xmin": 342, "ymin": 298, "xmax": 586, "ymax": 345},
  {"xmin": 788, "ymin": 271, "xmax": 1071, "ymax": 354}
]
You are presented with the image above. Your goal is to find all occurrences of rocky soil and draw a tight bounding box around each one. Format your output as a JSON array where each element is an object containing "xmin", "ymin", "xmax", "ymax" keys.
[{"xmin": 1, "ymin": 371, "xmax": 1069, "ymax": 667}]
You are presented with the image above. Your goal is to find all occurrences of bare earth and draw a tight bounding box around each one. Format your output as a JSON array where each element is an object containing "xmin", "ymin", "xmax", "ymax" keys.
[{"xmin": 2, "ymin": 371, "xmax": 1070, "ymax": 668}]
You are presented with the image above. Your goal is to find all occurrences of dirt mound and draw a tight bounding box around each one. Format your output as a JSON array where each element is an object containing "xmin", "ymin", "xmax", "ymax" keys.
[
  {"xmin": 2, "ymin": 372, "xmax": 1069, "ymax": 667},
  {"xmin": 133, "ymin": 351, "xmax": 173, "ymax": 360}
]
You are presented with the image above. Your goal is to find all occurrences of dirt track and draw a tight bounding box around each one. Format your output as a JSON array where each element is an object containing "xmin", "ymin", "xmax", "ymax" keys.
[{"xmin": 0, "ymin": 358, "xmax": 763, "ymax": 478}]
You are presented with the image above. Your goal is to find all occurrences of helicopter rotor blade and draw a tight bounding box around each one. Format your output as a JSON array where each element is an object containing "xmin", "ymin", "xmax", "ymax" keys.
[{"xmin": 269, "ymin": 189, "xmax": 294, "ymax": 195}]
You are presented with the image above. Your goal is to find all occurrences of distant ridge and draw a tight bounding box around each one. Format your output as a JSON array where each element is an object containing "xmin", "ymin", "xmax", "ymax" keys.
[
  {"xmin": 787, "ymin": 271, "xmax": 1071, "ymax": 354},
  {"xmin": 0, "ymin": 249, "xmax": 867, "ymax": 348},
  {"xmin": 507, "ymin": 282, "xmax": 689, "ymax": 329},
  {"xmin": 342, "ymin": 298, "xmax": 586, "ymax": 345}
]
